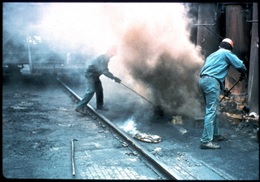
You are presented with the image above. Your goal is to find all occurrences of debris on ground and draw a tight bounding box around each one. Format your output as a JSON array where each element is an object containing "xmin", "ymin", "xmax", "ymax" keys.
[
  {"xmin": 170, "ymin": 116, "xmax": 183, "ymax": 125},
  {"xmin": 134, "ymin": 132, "xmax": 162, "ymax": 143},
  {"xmin": 243, "ymin": 112, "xmax": 259, "ymax": 121},
  {"xmin": 225, "ymin": 112, "xmax": 243, "ymax": 120}
]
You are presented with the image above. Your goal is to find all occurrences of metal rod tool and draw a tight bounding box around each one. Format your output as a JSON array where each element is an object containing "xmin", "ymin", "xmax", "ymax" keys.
[
  {"xmin": 120, "ymin": 82, "xmax": 154, "ymax": 105},
  {"xmin": 219, "ymin": 79, "xmax": 241, "ymax": 103},
  {"xmin": 71, "ymin": 139, "xmax": 78, "ymax": 176}
]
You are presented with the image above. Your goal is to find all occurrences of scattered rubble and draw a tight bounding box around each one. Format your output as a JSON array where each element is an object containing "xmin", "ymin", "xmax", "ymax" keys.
[{"xmin": 134, "ymin": 132, "xmax": 162, "ymax": 143}]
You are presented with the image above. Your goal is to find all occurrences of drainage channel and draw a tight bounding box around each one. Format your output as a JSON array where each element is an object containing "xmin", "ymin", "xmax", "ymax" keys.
[{"xmin": 56, "ymin": 77, "xmax": 184, "ymax": 180}]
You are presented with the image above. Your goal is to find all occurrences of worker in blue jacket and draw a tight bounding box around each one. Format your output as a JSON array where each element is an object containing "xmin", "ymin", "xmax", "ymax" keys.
[
  {"xmin": 199, "ymin": 38, "xmax": 247, "ymax": 149},
  {"xmin": 75, "ymin": 46, "xmax": 121, "ymax": 113}
]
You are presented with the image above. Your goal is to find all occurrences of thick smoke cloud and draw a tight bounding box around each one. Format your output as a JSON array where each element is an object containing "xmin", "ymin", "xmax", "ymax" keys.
[
  {"xmin": 108, "ymin": 3, "xmax": 205, "ymax": 117},
  {"xmin": 3, "ymin": 3, "xmax": 205, "ymax": 117}
]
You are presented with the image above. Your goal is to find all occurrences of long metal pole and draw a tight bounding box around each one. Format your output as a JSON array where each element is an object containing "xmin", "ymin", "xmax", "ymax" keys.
[
  {"xmin": 120, "ymin": 82, "xmax": 154, "ymax": 105},
  {"xmin": 219, "ymin": 79, "xmax": 241, "ymax": 103},
  {"xmin": 71, "ymin": 139, "xmax": 77, "ymax": 176}
]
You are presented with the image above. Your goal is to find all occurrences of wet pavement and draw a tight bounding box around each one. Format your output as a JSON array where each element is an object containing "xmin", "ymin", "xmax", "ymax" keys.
[
  {"xmin": 2, "ymin": 75, "xmax": 162, "ymax": 180},
  {"xmin": 2, "ymin": 75, "xmax": 259, "ymax": 180},
  {"xmin": 79, "ymin": 76, "xmax": 259, "ymax": 180}
]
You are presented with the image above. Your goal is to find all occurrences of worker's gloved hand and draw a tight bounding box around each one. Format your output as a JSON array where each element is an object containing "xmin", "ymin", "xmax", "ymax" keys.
[
  {"xmin": 223, "ymin": 88, "xmax": 231, "ymax": 97},
  {"xmin": 239, "ymin": 73, "xmax": 246, "ymax": 81},
  {"xmin": 113, "ymin": 76, "xmax": 121, "ymax": 83}
]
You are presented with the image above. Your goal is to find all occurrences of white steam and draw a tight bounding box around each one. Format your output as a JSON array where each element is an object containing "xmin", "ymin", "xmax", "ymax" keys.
[{"xmin": 118, "ymin": 117, "xmax": 139, "ymax": 136}]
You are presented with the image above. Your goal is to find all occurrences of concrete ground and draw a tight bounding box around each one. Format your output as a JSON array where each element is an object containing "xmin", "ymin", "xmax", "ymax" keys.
[
  {"xmin": 82, "ymin": 76, "xmax": 259, "ymax": 180},
  {"xmin": 2, "ymin": 75, "xmax": 163, "ymax": 180},
  {"xmin": 2, "ymin": 74, "xmax": 259, "ymax": 180}
]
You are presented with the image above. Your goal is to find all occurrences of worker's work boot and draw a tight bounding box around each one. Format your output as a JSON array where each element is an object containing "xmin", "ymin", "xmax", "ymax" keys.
[
  {"xmin": 200, "ymin": 142, "xmax": 221, "ymax": 149},
  {"xmin": 96, "ymin": 106, "xmax": 109, "ymax": 111},
  {"xmin": 75, "ymin": 107, "xmax": 86, "ymax": 114},
  {"xmin": 213, "ymin": 135, "xmax": 228, "ymax": 142}
]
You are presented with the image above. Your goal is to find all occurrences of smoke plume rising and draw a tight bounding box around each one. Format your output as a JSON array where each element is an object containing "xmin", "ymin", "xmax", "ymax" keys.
[
  {"xmin": 108, "ymin": 3, "xmax": 205, "ymax": 117},
  {"xmin": 3, "ymin": 3, "xmax": 205, "ymax": 117}
]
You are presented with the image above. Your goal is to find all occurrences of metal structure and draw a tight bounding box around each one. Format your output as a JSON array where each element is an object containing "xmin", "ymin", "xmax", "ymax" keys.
[
  {"xmin": 2, "ymin": 34, "xmax": 86, "ymax": 75},
  {"xmin": 192, "ymin": 2, "xmax": 258, "ymax": 114}
]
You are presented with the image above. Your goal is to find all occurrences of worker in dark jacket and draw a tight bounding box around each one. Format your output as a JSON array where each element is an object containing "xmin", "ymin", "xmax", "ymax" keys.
[
  {"xmin": 75, "ymin": 46, "xmax": 121, "ymax": 113},
  {"xmin": 199, "ymin": 38, "xmax": 247, "ymax": 149}
]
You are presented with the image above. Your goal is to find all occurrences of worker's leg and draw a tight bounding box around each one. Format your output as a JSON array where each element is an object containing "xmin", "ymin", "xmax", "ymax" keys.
[
  {"xmin": 76, "ymin": 77, "xmax": 95, "ymax": 109},
  {"xmin": 213, "ymin": 98, "xmax": 220, "ymax": 136},
  {"xmin": 199, "ymin": 77, "xmax": 220, "ymax": 143},
  {"xmin": 95, "ymin": 78, "xmax": 104, "ymax": 109}
]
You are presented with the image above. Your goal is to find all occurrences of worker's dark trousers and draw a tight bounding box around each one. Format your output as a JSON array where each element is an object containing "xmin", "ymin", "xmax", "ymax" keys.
[
  {"xmin": 76, "ymin": 76, "xmax": 103, "ymax": 109},
  {"xmin": 199, "ymin": 76, "xmax": 220, "ymax": 143}
]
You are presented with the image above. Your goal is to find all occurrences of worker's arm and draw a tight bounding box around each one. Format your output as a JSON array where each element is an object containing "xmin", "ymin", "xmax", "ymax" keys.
[
  {"xmin": 226, "ymin": 52, "xmax": 247, "ymax": 74},
  {"xmin": 102, "ymin": 68, "xmax": 121, "ymax": 83}
]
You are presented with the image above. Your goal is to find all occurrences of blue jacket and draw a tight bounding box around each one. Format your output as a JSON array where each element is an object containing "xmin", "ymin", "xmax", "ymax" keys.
[
  {"xmin": 85, "ymin": 54, "xmax": 114, "ymax": 79},
  {"xmin": 200, "ymin": 48, "xmax": 247, "ymax": 89}
]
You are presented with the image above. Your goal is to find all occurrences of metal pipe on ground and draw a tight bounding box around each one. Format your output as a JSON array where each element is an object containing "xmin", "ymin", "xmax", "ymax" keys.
[{"xmin": 71, "ymin": 139, "xmax": 78, "ymax": 176}]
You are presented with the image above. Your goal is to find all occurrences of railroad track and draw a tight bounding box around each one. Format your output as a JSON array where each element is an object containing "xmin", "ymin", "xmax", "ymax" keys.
[{"xmin": 56, "ymin": 77, "xmax": 180, "ymax": 180}]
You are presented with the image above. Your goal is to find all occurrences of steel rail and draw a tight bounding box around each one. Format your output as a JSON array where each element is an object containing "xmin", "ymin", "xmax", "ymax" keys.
[{"xmin": 56, "ymin": 76, "xmax": 184, "ymax": 180}]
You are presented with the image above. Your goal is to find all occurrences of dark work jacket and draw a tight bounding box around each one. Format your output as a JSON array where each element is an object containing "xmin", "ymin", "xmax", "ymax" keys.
[{"xmin": 85, "ymin": 54, "xmax": 114, "ymax": 79}]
